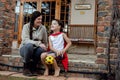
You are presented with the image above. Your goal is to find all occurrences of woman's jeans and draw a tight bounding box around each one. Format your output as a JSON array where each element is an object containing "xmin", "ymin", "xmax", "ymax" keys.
[{"xmin": 20, "ymin": 43, "xmax": 45, "ymax": 64}]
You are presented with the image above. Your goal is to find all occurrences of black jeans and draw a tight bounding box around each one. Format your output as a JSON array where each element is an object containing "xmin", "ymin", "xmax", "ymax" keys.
[
  {"xmin": 20, "ymin": 43, "xmax": 45, "ymax": 72},
  {"xmin": 20, "ymin": 43, "xmax": 45, "ymax": 63}
]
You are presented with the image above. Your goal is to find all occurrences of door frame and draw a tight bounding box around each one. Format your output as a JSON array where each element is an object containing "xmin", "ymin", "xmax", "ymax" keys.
[{"xmin": 18, "ymin": 0, "xmax": 61, "ymax": 45}]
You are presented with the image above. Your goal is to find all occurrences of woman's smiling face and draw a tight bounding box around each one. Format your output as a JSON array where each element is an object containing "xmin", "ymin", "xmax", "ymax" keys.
[{"xmin": 34, "ymin": 15, "xmax": 42, "ymax": 28}]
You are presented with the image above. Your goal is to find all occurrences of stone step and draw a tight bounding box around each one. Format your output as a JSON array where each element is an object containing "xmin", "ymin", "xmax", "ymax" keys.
[
  {"xmin": 0, "ymin": 54, "xmax": 108, "ymax": 74},
  {"xmin": 11, "ymin": 48, "xmax": 20, "ymax": 55},
  {"xmin": 0, "ymin": 54, "xmax": 108, "ymax": 79},
  {"xmin": 68, "ymin": 54, "xmax": 107, "ymax": 73}
]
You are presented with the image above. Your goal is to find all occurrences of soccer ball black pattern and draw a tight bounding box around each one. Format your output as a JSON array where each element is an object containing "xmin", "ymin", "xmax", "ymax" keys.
[{"xmin": 45, "ymin": 56, "xmax": 54, "ymax": 64}]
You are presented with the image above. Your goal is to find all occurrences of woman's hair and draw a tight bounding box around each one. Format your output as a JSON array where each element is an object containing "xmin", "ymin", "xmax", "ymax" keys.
[
  {"xmin": 50, "ymin": 19, "xmax": 64, "ymax": 34},
  {"xmin": 30, "ymin": 11, "xmax": 42, "ymax": 39}
]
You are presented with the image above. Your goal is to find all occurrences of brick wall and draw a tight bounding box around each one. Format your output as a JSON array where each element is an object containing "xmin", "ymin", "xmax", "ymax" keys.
[
  {"xmin": 96, "ymin": 0, "xmax": 120, "ymax": 73},
  {"xmin": 0, "ymin": 0, "xmax": 15, "ymax": 55},
  {"xmin": 96, "ymin": 0, "xmax": 112, "ymax": 64}
]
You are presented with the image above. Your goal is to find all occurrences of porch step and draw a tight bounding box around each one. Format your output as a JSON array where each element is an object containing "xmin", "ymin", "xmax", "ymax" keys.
[
  {"xmin": 67, "ymin": 44, "xmax": 95, "ymax": 55},
  {"xmin": 0, "ymin": 54, "xmax": 108, "ymax": 74},
  {"xmin": 11, "ymin": 48, "xmax": 20, "ymax": 55},
  {"xmin": 68, "ymin": 54, "xmax": 107, "ymax": 73}
]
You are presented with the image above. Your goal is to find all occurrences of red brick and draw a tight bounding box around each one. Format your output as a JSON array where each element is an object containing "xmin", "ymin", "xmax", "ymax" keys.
[
  {"xmin": 98, "ymin": 7, "xmax": 106, "ymax": 11},
  {"xmin": 0, "ymin": 56, "xmax": 4, "ymax": 61},
  {"xmin": 105, "ymin": 16, "xmax": 111, "ymax": 21},
  {"xmin": 110, "ymin": 54, "xmax": 117, "ymax": 59},
  {"xmin": 98, "ymin": 26, "xmax": 105, "ymax": 32},
  {"xmin": 110, "ymin": 48, "xmax": 118, "ymax": 54},
  {"xmin": 95, "ymin": 58, "xmax": 107, "ymax": 64},
  {"xmin": 97, "ymin": 36, "xmax": 109, "ymax": 43},
  {"xmin": 14, "ymin": 58, "xmax": 21, "ymax": 62},
  {"xmin": 103, "ymin": 21, "xmax": 111, "ymax": 26},
  {"xmin": 96, "ymin": 47, "xmax": 104, "ymax": 53},
  {"xmin": 5, "ymin": 3, "xmax": 11, "ymax": 10},
  {"xmin": 98, "ymin": 21, "xmax": 104, "ymax": 26},
  {"xmin": 98, "ymin": 17, "xmax": 104, "ymax": 21},
  {"xmin": 3, "ymin": 57, "xmax": 9, "ymax": 63},
  {"xmin": 1, "ymin": 0, "xmax": 6, "ymax": 3}
]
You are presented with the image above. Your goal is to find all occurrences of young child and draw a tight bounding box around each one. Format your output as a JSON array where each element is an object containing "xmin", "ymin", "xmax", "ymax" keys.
[{"xmin": 41, "ymin": 19, "xmax": 71, "ymax": 77}]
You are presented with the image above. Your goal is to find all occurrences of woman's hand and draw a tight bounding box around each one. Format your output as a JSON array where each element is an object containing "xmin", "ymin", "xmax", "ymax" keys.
[{"xmin": 39, "ymin": 43, "xmax": 47, "ymax": 51}]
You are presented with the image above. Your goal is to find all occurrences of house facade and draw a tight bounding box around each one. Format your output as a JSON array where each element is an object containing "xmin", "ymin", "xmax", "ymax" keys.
[{"xmin": 0, "ymin": 0, "xmax": 119, "ymax": 79}]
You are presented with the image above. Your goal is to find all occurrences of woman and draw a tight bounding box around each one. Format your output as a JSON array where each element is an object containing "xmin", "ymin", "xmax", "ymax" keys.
[{"xmin": 19, "ymin": 11, "xmax": 48, "ymax": 76}]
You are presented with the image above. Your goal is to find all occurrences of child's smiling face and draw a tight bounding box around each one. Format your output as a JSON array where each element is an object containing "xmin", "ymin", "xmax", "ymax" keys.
[{"xmin": 50, "ymin": 20, "xmax": 60, "ymax": 32}]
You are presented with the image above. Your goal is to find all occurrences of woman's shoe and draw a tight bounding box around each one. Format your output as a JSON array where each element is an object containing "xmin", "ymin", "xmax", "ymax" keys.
[
  {"xmin": 23, "ymin": 63, "xmax": 33, "ymax": 76},
  {"xmin": 23, "ymin": 69, "xmax": 33, "ymax": 76}
]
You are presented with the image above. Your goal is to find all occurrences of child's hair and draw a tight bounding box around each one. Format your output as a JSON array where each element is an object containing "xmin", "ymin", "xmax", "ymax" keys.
[{"xmin": 50, "ymin": 19, "xmax": 64, "ymax": 34}]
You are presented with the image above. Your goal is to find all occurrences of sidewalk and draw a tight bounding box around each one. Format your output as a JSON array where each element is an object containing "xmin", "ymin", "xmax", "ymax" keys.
[{"xmin": 0, "ymin": 71, "xmax": 95, "ymax": 80}]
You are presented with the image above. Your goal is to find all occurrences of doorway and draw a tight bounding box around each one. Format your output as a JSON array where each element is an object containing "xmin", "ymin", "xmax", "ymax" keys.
[{"xmin": 14, "ymin": 0, "xmax": 69, "ymax": 46}]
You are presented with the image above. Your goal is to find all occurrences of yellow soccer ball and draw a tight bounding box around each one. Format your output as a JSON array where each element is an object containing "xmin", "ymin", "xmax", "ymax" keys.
[{"xmin": 45, "ymin": 56, "xmax": 54, "ymax": 64}]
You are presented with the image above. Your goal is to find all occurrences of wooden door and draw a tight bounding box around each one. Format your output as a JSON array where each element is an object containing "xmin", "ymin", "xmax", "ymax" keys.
[{"xmin": 17, "ymin": 0, "xmax": 61, "ymax": 45}]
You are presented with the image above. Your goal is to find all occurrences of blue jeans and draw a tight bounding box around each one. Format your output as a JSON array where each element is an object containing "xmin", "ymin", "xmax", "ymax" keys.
[{"xmin": 20, "ymin": 43, "xmax": 45, "ymax": 63}]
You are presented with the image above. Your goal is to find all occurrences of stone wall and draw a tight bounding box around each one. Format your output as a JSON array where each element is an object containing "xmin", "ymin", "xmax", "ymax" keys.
[
  {"xmin": 96, "ymin": 0, "xmax": 112, "ymax": 64},
  {"xmin": 0, "ymin": 0, "xmax": 15, "ymax": 55},
  {"xmin": 96, "ymin": 0, "xmax": 120, "ymax": 73}
]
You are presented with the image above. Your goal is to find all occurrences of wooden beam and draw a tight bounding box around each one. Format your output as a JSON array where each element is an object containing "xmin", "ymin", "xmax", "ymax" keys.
[
  {"xmin": 18, "ymin": 1, "xmax": 24, "ymax": 45},
  {"xmin": 94, "ymin": 0, "xmax": 97, "ymax": 52},
  {"xmin": 37, "ymin": 0, "xmax": 42, "ymax": 12},
  {"xmin": 55, "ymin": 0, "xmax": 61, "ymax": 19}
]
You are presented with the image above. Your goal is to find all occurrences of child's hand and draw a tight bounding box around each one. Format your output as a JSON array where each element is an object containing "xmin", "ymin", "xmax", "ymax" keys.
[
  {"xmin": 61, "ymin": 50, "xmax": 65, "ymax": 54},
  {"xmin": 56, "ymin": 51, "xmax": 60, "ymax": 56},
  {"xmin": 56, "ymin": 50, "xmax": 65, "ymax": 56}
]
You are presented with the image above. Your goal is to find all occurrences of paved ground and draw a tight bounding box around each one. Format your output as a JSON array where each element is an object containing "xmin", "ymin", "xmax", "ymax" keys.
[{"xmin": 0, "ymin": 71, "xmax": 95, "ymax": 80}]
